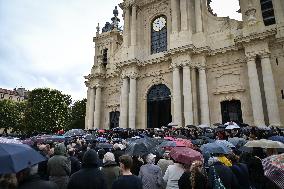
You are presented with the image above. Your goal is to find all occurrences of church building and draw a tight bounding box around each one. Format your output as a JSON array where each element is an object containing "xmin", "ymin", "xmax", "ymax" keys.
[{"xmin": 85, "ymin": 0, "xmax": 284, "ymax": 129}]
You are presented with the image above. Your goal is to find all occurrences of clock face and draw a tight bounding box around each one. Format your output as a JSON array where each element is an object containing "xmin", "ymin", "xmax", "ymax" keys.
[{"xmin": 152, "ymin": 17, "xmax": 166, "ymax": 32}]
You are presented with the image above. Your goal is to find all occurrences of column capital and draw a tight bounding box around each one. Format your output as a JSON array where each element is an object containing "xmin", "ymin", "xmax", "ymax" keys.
[
  {"xmin": 121, "ymin": 73, "xmax": 129, "ymax": 79},
  {"xmin": 170, "ymin": 63, "xmax": 180, "ymax": 70},
  {"xmin": 95, "ymin": 84, "xmax": 103, "ymax": 89},
  {"xmin": 181, "ymin": 60, "xmax": 192, "ymax": 68},
  {"xmin": 129, "ymin": 72, "xmax": 138, "ymax": 79},
  {"xmin": 197, "ymin": 65, "xmax": 206, "ymax": 71},
  {"xmin": 246, "ymin": 55, "xmax": 256, "ymax": 62},
  {"xmin": 260, "ymin": 52, "xmax": 271, "ymax": 59}
]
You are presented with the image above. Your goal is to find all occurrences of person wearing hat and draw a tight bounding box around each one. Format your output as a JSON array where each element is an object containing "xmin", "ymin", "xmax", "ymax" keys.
[
  {"xmin": 47, "ymin": 143, "xmax": 71, "ymax": 189},
  {"xmin": 67, "ymin": 149, "xmax": 107, "ymax": 189},
  {"xmin": 138, "ymin": 153, "xmax": 164, "ymax": 189}
]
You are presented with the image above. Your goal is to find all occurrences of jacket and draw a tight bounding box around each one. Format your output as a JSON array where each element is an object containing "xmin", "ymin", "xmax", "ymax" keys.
[
  {"xmin": 101, "ymin": 161, "xmax": 120, "ymax": 189},
  {"xmin": 138, "ymin": 163, "xmax": 164, "ymax": 189},
  {"xmin": 18, "ymin": 174, "xmax": 58, "ymax": 189}
]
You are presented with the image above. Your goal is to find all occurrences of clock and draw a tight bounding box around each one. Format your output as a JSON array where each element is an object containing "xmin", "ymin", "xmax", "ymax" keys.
[{"xmin": 152, "ymin": 17, "xmax": 166, "ymax": 32}]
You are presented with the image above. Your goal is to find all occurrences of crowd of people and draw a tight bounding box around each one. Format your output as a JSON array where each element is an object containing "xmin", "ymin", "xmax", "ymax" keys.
[{"xmin": 0, "ymin": 124, "xmax": 283, "ymax": 189}]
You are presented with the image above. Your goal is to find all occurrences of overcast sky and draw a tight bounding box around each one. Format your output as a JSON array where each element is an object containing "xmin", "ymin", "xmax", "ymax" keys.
[{"xmin": 0, "ymin": 0, "xmax": 241, "ymax": 101}]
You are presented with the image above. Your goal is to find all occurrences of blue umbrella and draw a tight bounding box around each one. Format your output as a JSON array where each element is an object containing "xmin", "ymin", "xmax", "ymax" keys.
[
  {"xmin": 0, "ymin": 143, "xmax": 46, "ymax": 174},
  {"xmin": 200, "ymin": 142, "xmax": 230, "ymax": 154},
  {"xmin": 268, "ymin": 136, "xmax": 284, "ymax": 144},
  {"xmin": 228, "ymin": 137, "xmax": 247, "ymax": 147},
  {"xmin": 159, "ymin": 141, "xmax": 176, "ymax": 148}
]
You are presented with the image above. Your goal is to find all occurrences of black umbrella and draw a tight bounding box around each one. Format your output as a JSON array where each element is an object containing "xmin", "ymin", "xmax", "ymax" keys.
[
  {"xmin": 84, "ymin": 134, "xmax": 96, "ymax": 141},
  {"xmin": 125, "ymin": 143, "xmax": 149, "ymax": 156},
  {"xmin": 97, "ymin": 143, "xmax": 113, "ymax": 149},
  {"xmin": 64, "ymin": 129, "xmax": 86, "ymax": 137}
]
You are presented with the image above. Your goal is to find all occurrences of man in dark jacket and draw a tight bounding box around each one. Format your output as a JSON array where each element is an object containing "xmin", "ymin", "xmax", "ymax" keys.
[
  {"xmin": 208, "ymin": 158, "xmax": 239, "ymax": 189},
  {"xmin": 17, "ymin": 165, "xmax": 58, "ymax": 189},
  {"xmin": 67, "ymin": 149, "xmax": 107, "ymax": 189},
  {"xmin": 68, "ymin": 149, "xmax": 81, "ymax": 175}
]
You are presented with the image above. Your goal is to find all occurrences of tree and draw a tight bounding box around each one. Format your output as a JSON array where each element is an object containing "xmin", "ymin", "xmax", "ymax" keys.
[
  {"xmin": 67, "ymin": 99, "xmax": 86, "ymax": 130},
  {"xmin": 0, "ymin": 100, "xmax": 23, "ymax": 134},
  {"xmin": 23, "ymin": 88, "xmax": 72, "ymax": 135}
]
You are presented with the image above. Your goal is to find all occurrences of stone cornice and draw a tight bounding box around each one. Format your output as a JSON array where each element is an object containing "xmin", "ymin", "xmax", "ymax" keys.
[
  {"xmin": 116, "ymin": 58, "xmax": 140, "ymax": 68},
  {"xmin": 138, "ymin": 56, "xmax": 170, "ymax": 66},
  {"xmin": 119, "ymin": 0, "xmax": 166, "ymax": 9},
  {"xmin": 234, "ymin": 26, "xmax": 277, "ymax": 44}
]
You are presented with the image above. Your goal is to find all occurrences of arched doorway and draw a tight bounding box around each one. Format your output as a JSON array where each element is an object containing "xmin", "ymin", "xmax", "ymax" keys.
[
  {"xmin": 147, "ymin": 84, "xmax": 172, "ymax": 128},
  {"xmin": 109, "ymin": 111, "xmax": 120, "ymax": 129},
  {"xmin": 221, "ymin": 100, "xmax": 243, "ymax": 124}
]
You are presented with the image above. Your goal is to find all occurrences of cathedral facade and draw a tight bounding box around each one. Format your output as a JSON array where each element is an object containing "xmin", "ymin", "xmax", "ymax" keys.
[{"xmin": 85, "ymin": 0, "xmax": 284, "ymax": 129}]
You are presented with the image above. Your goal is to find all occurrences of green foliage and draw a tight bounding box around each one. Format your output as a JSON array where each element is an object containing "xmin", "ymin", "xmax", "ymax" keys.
[
  {"xmin": 0, "ymin": 100, "xmax": 23, "ymax": 133},
  {"xmin": 22, "ymin": 88, "xmax": 72, "ymax": 135},
  {"xmin": 67, "ymin": 99, "xmax": 86, "ymax": 130}
]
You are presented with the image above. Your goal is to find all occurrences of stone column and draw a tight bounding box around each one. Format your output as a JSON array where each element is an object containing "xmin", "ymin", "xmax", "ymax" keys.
[
  {"xmin": 87, "ymin": 87, "xmax": 95, "ymax": 129},
  {"xmin": 94, "ymin": 86, "xmax": 102, "ymax": 129},
  {"xmin": 198, "ymin": 67, "xmax": 210, "ymax": 125},
  {"xmin": 195, "ymin": 0, "xmax": 202, "ymax": 32},
  {"xmin": 124, "ymin": 8, "xmax": 130, "ymax": 47},
  {"xmin": 85, "ymin": 88, "xmax": 90, "ymax": 129},
  {"xmin": 129, "ymin": 76, "xmax": 137, "ymax": 129},
  {"xmin": 183, "ymin": 65, "xmax": 193, "ymax": 125},
  {"xmin": 171, "ymin": 0, "xmax": 179, "ymax": 33},
  {"xmin": 247, "ymin": 56, "xmax": 265, "ymax": 126},
  {"xmin": 119, "ymin": 77, "xmax": 129, "ymax": 128},
  {"xmin": 191, "ymin": 67, "xmax": 199, "ymax": 125},
  {"xmin": 173, "ymin": 66, "xmax": 182, "ymax": 126},
  {"xmin": 180, "ymin": 0, "xmax": 188, "ymax": 31},
  {"xmin": 131, "ymin": 5, "xmax": 137, "ymax": 46},
  {"xmin": 261, "ymin": 54, "xmax": 281, "ymax": 126}
]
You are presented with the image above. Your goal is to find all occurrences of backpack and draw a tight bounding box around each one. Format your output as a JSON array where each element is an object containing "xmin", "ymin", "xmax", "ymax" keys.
[{"xmin": 213, "ymin": 166, "xmax": 227, "ymax": 189}]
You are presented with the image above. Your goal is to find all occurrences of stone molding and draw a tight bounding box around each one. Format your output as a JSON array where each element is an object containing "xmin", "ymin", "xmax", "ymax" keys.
[{"xmin": 235, "ymin": 26, "xmax": 277, "ymax": 44}]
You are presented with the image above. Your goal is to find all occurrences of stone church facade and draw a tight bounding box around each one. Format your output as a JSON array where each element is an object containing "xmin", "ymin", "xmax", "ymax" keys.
[{"xmin": 85, "ymin": 0, "xmax": 284, "ymax": 129}]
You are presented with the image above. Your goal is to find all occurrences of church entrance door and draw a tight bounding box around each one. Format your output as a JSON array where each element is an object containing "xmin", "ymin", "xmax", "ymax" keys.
[
  {"xmin": 109, "ymin": 111, "xmax": 120, "ymax": 129},
  {"xmin": 147, "ymin": 84, "xmax": 172, "ymax": 128},
  {"xmin": 221, "ymin": 100, "xmax": 243, "ymax": 124}
]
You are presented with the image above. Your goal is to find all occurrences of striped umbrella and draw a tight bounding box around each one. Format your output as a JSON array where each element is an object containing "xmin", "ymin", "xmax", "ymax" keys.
[{"xmin": 262, "ymin": 153, "xmax": 284, "ymax": 189}]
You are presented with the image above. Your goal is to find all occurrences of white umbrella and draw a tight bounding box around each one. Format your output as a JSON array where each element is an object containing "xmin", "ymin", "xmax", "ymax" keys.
[
  {"xmin": 197, "ymin": 124, "xmax": 210, "ymax": 129},
  {"xmin": 0, "ymin": 137, "xmax": 22, "ymax": 144},
  {"xmin": 245, "ymin": 139, "xmax": 284, "ymax": 149},
  {"xmin": 167, "ymin": 122, "xmax": 178, "ymax": 126},
  {"xmin": 225, "ymin": 125, "xmax": 240, "ymax": 130}
]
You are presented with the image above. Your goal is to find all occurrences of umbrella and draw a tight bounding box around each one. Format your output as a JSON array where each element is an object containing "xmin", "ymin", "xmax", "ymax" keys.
[
  {"xmin": 197, "ymin": 124, "xmax": 210, "ymax": 129},
  {"xmin": 167, "ymin": 122, "xmax": 178, "ymax": 127},
  {"xmin": 215, "ymin": 140, "xmax": 235, "ymax": 148},
  {"xmin": 262, "ymin": 153, "xmax": 284, "ymax": 189},
  {"xmin": 245, "ymin": 139, "xmax": 284, "ymax": 149},
  {"xmin": 112, "ymin": 127, "xmax": 124, "ymax": 132},
  {"xmin": 228, "ymin": 137, "xmax": 247, "ymax": 147},
  {"xmin": 0, "ymin": 143, "xmax": 46, "ymax": 174},
  {"xmin": 96, "ymin": 137, "xmax": 107, "ymax": 143},
  {"xmin": 224, "ymin": 121, "xmax": 239, "ymax": 126},
  {"xmin": 159, "ymin": 141, "xmax": 176, "ymax": 148},
  {"xmin": 257, "ymin": 125, "xmax": 271, "ymax": 130},
  {"xmin": 97, "ymin": 143, "xmax": 113, "ymax": 149},
  {"xmin": 169, "ymin": 147, "xmax": 203, "ymax": 165},
  {"xmin": 150, "ymin": 146, "xmax": 165, "ymax": 157},
  {"xmin": 174, "ymin": 138, "xmax": 193, "ymax": 148},
  {"xmin": 64, "ymin": 129, "xmax": 86, "ymax": 137},
  {"xmin": 186, "ymin": 125, "xmax": 196, "ymax": 129},
  {"xmin": 125, "ymin": 142, "xmax": 149, "ymax": 156},
  {"xmin": 268, "ymin": 136, "xmax": 284, "ymax": 144},
  {"xmin": 225, "ymin": 125, "xmax": 240, "ymax": 130},
  {"xmin": 175, "ymin": 135, "xmax": 188, "ymax": 139},
  {"xmin": 0, "ymin": 137, "xmax": 22, "ymax": 144},
  {"xmin": 200, "ymin": 142, "xmax": 231, "ymax": 154},
  {"xmin": 84, "ymin": 134, "xmax": 96, "ymax": 141}
]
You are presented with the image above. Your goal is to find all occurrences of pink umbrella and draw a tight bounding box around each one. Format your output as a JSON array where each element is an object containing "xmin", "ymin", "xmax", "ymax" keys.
[
  {"xmin": 170, "ymin": 147, "xmax": 203, "ymax": 165},
  {"xmin": 174, "ymin": 138, "xmax": 193, "ymax": 148}
]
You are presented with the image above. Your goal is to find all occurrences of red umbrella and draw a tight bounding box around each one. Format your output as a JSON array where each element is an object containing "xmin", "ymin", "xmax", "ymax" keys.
[
  {"xmin": 169, "ymin": 147, "xmax": 203, "ymax": 165},
  {"xmin": 174, "ymin": 138, "xmax": 193, "ymax": 148}
]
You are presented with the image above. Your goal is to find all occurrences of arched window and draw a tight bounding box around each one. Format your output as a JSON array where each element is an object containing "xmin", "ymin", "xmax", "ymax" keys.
[{"xmin": 151, "ymin": 16, "xmax": 167, "ymax": 54}]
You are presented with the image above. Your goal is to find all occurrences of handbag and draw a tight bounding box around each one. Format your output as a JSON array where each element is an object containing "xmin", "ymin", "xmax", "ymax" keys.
[{"xmin": 213, "ymin": 166, "xmax": 227, "ymax": 189}]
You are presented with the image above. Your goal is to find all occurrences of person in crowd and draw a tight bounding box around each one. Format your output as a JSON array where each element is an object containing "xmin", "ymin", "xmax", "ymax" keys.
[
  {"xmin": 178, "ymin": 161, "xmax": 207, "ymax": 189},
  {"xmin": 0, "ymin": 173, "xmax": 18, "ymax": 189},
  {"xmin": 47, "ymin": 143, "xmax": 71, "ymax": 189},
  {"xmin": 67, "ymin": 149, "xmax": 107, "ymax": 189},
  {"xmin": 131, "ymin": 156, "xmax": 144, "ymax": 176},
  {"xmin": 38, "ymin": 144, "xmax": 49, "ymax": 180},
  {"xmin": 67, "ymin": 148, "xmax": 81, "ymax": 175},
  {"xmin": 138, "ymin": 153, "xmax": 163, "ymax": 189},
  {"xmin": 157, "ymin": 151, "xmax": 174, "ymax": 177},
  {"xmin": 207, "ymin": 157, "xmax": 239, "ymax": 189},
  {"xmin": 163, "ymin": 159, "xmax": 184, "ymax": 189},
  {"xmin": 17, "ymin": 165, "xmax": 58, "ymax": 189},
  {"xmin": 112, "ymin": 155, "xmax": 143, "ymax": 189},
  {"xmin": 97, "ymin": 148, "xmax": 106, "ymax": 167},
  {"xmin": 101, "ymin": 152, "xmax": 120, "ymax": 189},
  {"xmin": 112, "ymin": 143, "xmax": 124, "ymax": 165},
  {"xmin": 228, "ymin": 154, "xmax": 251, "ymax": 189},
  {"xmin": 266, "ymin": 148, "xmax": 278, "ymax": 156}
]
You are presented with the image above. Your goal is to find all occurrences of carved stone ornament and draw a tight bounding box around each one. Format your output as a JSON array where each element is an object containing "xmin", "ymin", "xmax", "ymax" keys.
[{"xmin": 245, "ymin": 5, "xmax": 257, "ymax": 26}]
